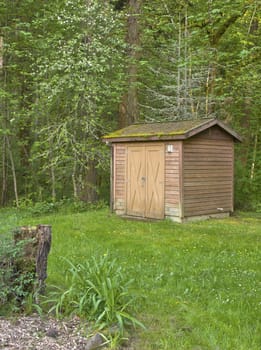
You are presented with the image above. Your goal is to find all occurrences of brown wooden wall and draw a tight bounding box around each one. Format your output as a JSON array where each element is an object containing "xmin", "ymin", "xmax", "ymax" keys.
[
  {"xmin": 164, "ymin": 142, "xmax": 182, "ymax": 218},
  {"xmin": 113, "ymin": 143, "xmax": 127, "ymax": 214},
  {"xmin": 113, "ymin": 141, "xmax": 183, "ymax": 218},
  {"xmin": 112, "ymin": 125, "xmax": 235, "ymax": 221},
  {"xmin": 183, "ymin": 126, "xmax": 234, "ymax": 218}
]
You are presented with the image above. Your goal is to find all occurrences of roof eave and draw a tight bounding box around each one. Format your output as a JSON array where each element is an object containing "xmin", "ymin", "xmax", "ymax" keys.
[{"xmin": 102, "ymin": 134, "xmax": 186, "ymax": 143}]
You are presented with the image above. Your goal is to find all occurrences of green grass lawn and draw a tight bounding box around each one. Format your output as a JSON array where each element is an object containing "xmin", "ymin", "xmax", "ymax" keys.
[{"xmin": 1, "ymin": 208, "xmax": 261, "ymax": 349}]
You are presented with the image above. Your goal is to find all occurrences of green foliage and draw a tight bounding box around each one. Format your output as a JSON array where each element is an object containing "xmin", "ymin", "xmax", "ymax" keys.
[
  {"xmin": 0, "ymin": 235, "xmax": 36, "ymax": 314},
  {"xmin": 139, "ymin": 0, "xmax": 261, "ymax": 210},
  {"xmin": 0, "ymin": 0, "xmax": 260, "ymax": 210},
  {"xmin": 18, "ymin": 199, "xmax": 59, "ymax": 215},
  {"xmin": 0, "ymin": 0, "xmax": 124, "ymax": 204},
  {"xmin": 29, "ymin": 0, "xmax": 125, "ymax": 202},
  {"xmin": 45, "ymin": 254, "xmax": 143, "ymax": 340},
  {"xmin": 17, "ymin": 198, "xmax": 108, "ymax": 216}
]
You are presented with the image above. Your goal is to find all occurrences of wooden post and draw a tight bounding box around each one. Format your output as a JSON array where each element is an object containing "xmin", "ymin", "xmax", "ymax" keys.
[
  {"xmin": 36, "ymin": 225, "xmax": 52, "ymax": 293},
  {"xmin": 14, "ymin": 225, "xmax": 52, "ymax": 294}
]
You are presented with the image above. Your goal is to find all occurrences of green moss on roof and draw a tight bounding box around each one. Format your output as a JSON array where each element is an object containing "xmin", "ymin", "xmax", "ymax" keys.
[{"xmin": 104, "ymin": 119, "xmax": 214, "ymax": 139}]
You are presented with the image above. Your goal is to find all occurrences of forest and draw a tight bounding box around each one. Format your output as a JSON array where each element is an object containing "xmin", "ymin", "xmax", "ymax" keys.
[{"xmin": 0, "ymin": 0, "xmax": 260, "ymax": 211}]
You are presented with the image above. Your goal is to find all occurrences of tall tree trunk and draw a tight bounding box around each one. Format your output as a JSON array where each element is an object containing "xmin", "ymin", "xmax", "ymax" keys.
[
  {"xmin": 206, "ymin": 1, "xmax": 248, "ymax": 116},
  {"xmin": 6, "ymin": 135, "xmax": 19, "ymax": 207},
  {"xmin": 250, "ymin": 133, "xmax": 258, "ymax": 181},
  {"xmin": 50, "ymin": 165, "xmax": 56, "ymax": 202},
  {"xmin": 1, "ymin": 136, "xmax": 7, "ymax": 206},
  {"xmin": 80, "ymin": 161, "xmax": 98, "ymax": 203},
  {"xmin": 0, "ymin": 36, "xmax": 3, "ymax": 69},
  {"xmin": 0, "ymin": 36, "xmax": 6, "ymax": 205},
  {"xmin": 184, "ymin": 6, "xmax": 188, "ymax": 117},
  {"xmin": 49, "ymin": 142, "xmax": 56, "ymax": 202},
  {"xmin": 177, "ymin": 12, "xmax": 181, "ymax": 114},
  {"xmin": 118, "ymin": 0, "xmax": 141, "ymax": 127},
  {"xmin": 205, "ymin": 66, "xmax": 212, "ymax": 117},
  {"xmin": 72, "ymin": 158, "xmax": 78, "ymax": 200}
]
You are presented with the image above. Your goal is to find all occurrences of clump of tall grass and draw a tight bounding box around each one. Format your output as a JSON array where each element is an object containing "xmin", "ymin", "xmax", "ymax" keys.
[{"xmin": 45, "ymin": 253, "xmax": 144, "ymax": 339}]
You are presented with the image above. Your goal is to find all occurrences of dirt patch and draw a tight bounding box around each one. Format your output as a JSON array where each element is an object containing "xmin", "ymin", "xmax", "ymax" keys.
[
  {"xmin": 0, "ymin": 315, "xmax": 93, "ymax": 350},
  {"xmin": 0, "ymin": 315, "xmax": 136, "ymax": 349}
]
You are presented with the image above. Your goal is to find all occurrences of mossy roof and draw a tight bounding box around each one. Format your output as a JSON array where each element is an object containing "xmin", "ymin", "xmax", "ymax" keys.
[{"xmin": 103, "ymin": 118, "xmax": 242, "ymax": 143}]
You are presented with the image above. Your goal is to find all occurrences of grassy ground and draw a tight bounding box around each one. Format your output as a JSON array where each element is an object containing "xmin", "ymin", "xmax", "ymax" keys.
[{"xmin": 1, "ymin": 208, "xmax": 261, "ymax": 349}]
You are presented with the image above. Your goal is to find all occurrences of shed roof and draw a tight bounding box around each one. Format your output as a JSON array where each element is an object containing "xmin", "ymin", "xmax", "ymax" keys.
[{"xmin": 103, "ymin": 118, "xmax": 242, "ymax": 143}]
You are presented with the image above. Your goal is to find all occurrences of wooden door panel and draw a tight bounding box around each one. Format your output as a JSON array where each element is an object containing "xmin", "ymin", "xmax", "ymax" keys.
[
  {"xmin": 126, "ymin": 144, "xmax": 164, "ymax": 219},
  {"xmin": 146, "ymin": 146, "xmax": 164, "ymax": 219},
  {"xmin": 126, "ymin": 147, "xmax": 146, "ymax": 217}
]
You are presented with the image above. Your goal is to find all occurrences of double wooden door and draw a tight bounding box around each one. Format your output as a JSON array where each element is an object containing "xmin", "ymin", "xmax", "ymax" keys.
[{"xmin": 126, "ymin": 144, "xmax": 164, "ymax": 219}]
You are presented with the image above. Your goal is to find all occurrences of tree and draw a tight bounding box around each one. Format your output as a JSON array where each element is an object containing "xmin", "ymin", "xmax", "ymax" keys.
[
  {"xmin": 0, "ymin": 0, "xmax": 46, "ymax": 205},
  {"xmin": 137, "ymin": 0, "xmax": 260, "ymax": 208},
  {"xmin": 31, "ymin": 0, "xmax": 125, "ymax": 202},
  {"xmin": 0, "ymin": 0, "xmax": 259, "ymax": 209},
  {"xmin": 118, "ymin": 0, "xmax": 142, "ymax": 127}
]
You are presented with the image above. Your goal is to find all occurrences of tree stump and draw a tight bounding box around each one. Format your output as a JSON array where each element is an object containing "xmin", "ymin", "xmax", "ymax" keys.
[{"xmin": 14, "ymin": 225, "xmax": 52, "ymax": 294}]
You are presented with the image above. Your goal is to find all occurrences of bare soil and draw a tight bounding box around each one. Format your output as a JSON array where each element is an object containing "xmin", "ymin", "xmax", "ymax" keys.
[{"xmin": 0, "ymin": 315, "xmax": 92, "ymax": 350}]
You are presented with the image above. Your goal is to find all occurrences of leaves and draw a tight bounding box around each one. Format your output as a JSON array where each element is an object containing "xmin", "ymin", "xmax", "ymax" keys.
[
  {"xmin": 44, "ymin": 253, "xmax": 143, "ymax": 344},
  {"xmin": 0, "ymin": 0, "xmax": 260, "ymax": 208}
]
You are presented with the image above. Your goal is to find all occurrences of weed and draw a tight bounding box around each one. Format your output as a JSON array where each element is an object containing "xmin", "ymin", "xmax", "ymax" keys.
[
  {"xmin": 0, "ymin": 235, "xmax": 37, "ymax": 314},
  {"xmin": 44, "ymin": 254, "xmax": 144, "ymax": 340}
]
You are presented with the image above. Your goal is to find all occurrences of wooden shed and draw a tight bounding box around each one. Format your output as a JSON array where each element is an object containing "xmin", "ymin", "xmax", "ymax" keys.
[{"xmin": 103, "ymin": 118, "xmax": 242, "ymax": 222}]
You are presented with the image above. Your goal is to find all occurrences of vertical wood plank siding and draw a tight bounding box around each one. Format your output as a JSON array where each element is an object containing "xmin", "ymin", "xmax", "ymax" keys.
[
  {"xmin": 165, "ymin": 142, "xmax": 182, "ymax": 217},
  {"xmin": 183, "ymin": 128, "xmax": 234, "ymax": 217},
  {"xmin": 113, "ymin": 144, "xmax": 127, "ymax": 214}
]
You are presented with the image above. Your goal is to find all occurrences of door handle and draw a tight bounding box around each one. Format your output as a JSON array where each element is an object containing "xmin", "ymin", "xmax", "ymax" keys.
[{"xmin": 141, "ymin": 176, "xmax": 146, "ymax": 187}]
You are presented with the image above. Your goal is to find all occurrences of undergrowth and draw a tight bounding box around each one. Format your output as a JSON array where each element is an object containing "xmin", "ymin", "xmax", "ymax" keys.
[
  {"xmin": 0, "ymin": 235, "xmax": 37, "ymax": 314},
  {"xmin": 17, "ymin": 198, "xmax": 108, "ymax": 216},
  {"xmin": 44, "ymin": 254, "xmax": 143, "ymax": 339}
]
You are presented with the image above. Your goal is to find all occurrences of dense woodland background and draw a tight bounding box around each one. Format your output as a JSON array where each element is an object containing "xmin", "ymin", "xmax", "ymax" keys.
[{"xmin": 0, "ymin": 0, "xmax": 260, "ymax": 210}]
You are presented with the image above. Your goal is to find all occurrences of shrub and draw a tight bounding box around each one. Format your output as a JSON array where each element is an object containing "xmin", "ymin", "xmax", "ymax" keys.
[
  {"xmin": 0, "ymin": 235, "xmax": 37, "ymax": 313},
  {"xmin": 16, "ymin": 198, "xmax": 108, "ymax": 217},
  {"xmin": 45, "ymin": 254, "xmax": 143, "ymax": 335}
]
